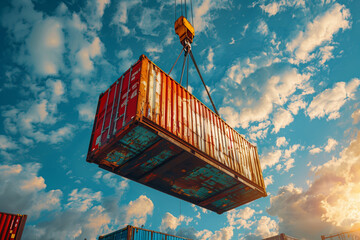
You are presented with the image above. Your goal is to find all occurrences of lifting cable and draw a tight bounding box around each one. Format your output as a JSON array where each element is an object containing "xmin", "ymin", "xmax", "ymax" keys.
[
  {"xmin": 170, "ymin": 0, "xmax": 219, "ymax": 116},
  {"xmin": 189, "ymin": 50, "xmax": 219, "ymax": 116}
]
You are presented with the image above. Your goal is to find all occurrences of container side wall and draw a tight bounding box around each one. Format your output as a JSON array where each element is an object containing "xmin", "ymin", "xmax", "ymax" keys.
[
  {"xmin": 138, "ymin": 59, "xmax": 265, "ymax": 191},
  {"xmin": 89, "ymin": 60, "xmax": 142, "ymax": 156}
]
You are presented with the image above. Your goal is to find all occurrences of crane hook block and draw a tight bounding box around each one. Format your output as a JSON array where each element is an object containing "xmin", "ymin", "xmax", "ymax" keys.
[{"xmin": 175, "ymin": 16, "xmax": 195, "ymax": 47}]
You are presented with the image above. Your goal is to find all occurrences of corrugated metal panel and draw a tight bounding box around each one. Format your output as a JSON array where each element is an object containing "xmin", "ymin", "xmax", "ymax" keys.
[
  {"xmin": 99, "ymin": 225, "xmax": 190, "ymax": 240},
  {"xmin": 0, "ymin": 212, "xmax": 27, "ymax": 240},
  {"xmin": 87, "ymin": 55, "xmax": 267, "ymax": 214}
]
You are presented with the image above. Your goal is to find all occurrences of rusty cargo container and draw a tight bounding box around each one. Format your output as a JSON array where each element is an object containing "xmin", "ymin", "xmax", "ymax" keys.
[
  {"xmin": 0, "ymin": 212, "xmax": 27, "ymax": 240},
  {"xmin": 87, "ymin": 55, "xmax": 266, "ymax": 214},
  {"xmin": 99, "ymin": 225, "xmax": 191, "ymax": 240}
]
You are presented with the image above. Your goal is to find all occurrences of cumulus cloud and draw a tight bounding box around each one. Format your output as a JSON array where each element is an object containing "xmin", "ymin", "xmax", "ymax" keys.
[
  {"xmin": 76, "ymin": 37, "xmax": 103, "ymax": 73},
  {"xmin": 2, "ymin": 78, "xmax": 75, "ymax": 145},
  {"xmin": 249, "ymin": 121, "xmax": 271, "ymax": 141},
  {"xmin": 254, "ymin": 216, "xmax": 279, "ymax": 238},
  {"xmin": 193, "ymin": 0, "xmax": 230, "ymax": 34},
  {"xmin": 276, "ymin": 137, "xmax": 288, "ymax": 147},
  {"xmin": 284, "ymin": 158, "xmax": 295, "ymax": 171},
  {"xmin": 0, "ymin": 163, "xmax": 62, "ymax": 219},
  {"xmin": 205, "ymin": 47, "xmax": 215, "ymax": 72},
  {"xmin": 227, "ymin": 207, "xmax": 256, "ymax": 230},
  {"xmin": 196, "ymin": 226, "xmax": 234, "ymax": 240},
  {"xmin": 77, "ymin": 103, "xmax": 96, "ymax": 122},
  {"xmin": 324, "ymin": 138, "xmax": 338, "ymax": 152},
  {"xmin": 220, "ymin": 68, "xmax": 310, "ymax": 129},
  {"xmin": 0, "ymin": 135, "xmax": 19, "ymax": 151},
  {"xmin": 111, "ymin": 0, "xmax": 141, "ymax": 35},
  {"xmin": 264, "ymin": 175, "xmax": 274, "ymax": 187},
  {"xmin": 117, "ymin": 48, "xmax": 136, "ymax": 72},
  {"xmin": 352, "ymin": 109, "xmax": 360, "ymax": 124},
  {"xmin": 261, "ymin": 150, "xmax": 282, "ymax": 170},
  {"xmin": 260, "ymin": 0, "xmax": 305, "ymax": 17},
  {"xmin": 309, "ymin": 147, "xmax": 322, "ymax": 155},
  {"xmin": 287, "ymin": 3, "xmax": 350, "ymax": 63},
  {"xmin": 137, "ymin": 8, "xmax": 165, "ymax": 36},
  {"xmin": 125, "ymin": 195, "xmax": 154, "ymax": 227},
  {"xmin": 307, "ymin": 78, "xmax": 360, "ymax": 120},
  {"xmin": 272, "ymin": 108, "xmax": 294, "ymax": 133},
  {"xmin": 257, "ymin": 20, "xmax": 269, "ymax": 36},
  {"xmin": 81, "ymin": 0, "xmax": 110, "ymax": 30},
  {"xmin": 268, "ymin": 131, "xmax": 360, "ymax": 239},
  {"xmin": 160, "ymin": 213, "xmax": 193, "ymax": 233},
  {"xmin": 66, "ymin": 188, "xmax": 102, "ymax": 212}
]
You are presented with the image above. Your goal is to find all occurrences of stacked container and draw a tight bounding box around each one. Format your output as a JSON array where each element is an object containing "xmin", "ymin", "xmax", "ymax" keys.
[{"xmin": 0, "ymin": 212, "xmax": 27, "ymax": 240}]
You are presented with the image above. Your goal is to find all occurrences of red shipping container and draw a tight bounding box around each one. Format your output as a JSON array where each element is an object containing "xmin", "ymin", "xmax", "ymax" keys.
[
  {"xmin": 87, "ymin": 55, "xmax": 266, "ymax": 214},
  {"xmin": 0, "ymin": 212, "xmax": 27, "ymax": 240}
]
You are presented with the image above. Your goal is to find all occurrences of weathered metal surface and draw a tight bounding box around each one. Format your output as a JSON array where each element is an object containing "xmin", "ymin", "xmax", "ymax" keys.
[
  {"xmin": 87, "ymin": 55, "xmax": 267, "ymax": 214},
  {"xmin": 99, "ymin": 225, "xmax": 191, "ymax": 240},
  {"xmin": 0, "ymin": 212, "xmax": 27, "ymax": 240}
]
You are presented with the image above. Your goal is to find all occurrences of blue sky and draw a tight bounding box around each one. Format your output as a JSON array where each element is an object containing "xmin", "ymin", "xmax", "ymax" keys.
[{"xmin": 1, "ymin": 0, "xmax": 360, "ymax": 239}]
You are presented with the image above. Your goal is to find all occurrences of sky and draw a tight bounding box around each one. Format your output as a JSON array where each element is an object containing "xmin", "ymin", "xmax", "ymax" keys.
[{"xmin": 0, "ymin": 0, "xmax": 360, "ymax": 239}]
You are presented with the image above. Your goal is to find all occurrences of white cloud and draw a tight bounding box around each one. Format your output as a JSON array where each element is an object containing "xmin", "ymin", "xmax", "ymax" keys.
[
  {"xmin": 352, "ymin": 109, "xmax": 360, "ymax": 124},
  {"xmin": 242, "ymin": 23, "xmax": 249, "ymax": 36},
  {"xmin": 81, "ymin": 0, "xmax": 110, "ymax": 30},
  {"xmin": 276, "ymin": 137, "xmax": 288, "ymax": 147},
  {"xmin": 160, "ymin": 212, "xmax": 181, "ymax": 232},
  {"xmin": 111, "ymin": 0, "xmax": 141, "ymax": 26},
  {"xmin": 227, "ymin": 207, "xmax": 256, "ymax": 230},
  {"xmin": 0, "ymin": 135, "xmax": 19, "ymax": 150},
  {"xmin": 66, "ymin": 188, "xmax": 102, "ymax": 212},
  {"xmin": 272, "ymin": 108, "xmax": 294, "ymax": 133},
  {"xmin": 229, "ymin": 37, "xmax": 235, "ymax": 44},
  {"xmin": 257, "ymin": 20, "xmax": 269, "ymax": 36},
  {"xmin": 284, "ymin": 158, "xmax": 295, "ymax": 172},
  {"xmin": 284, "ymin": 144, "xmax": 301, "ymax": 159},
  {"xmin": 261, "ymin": 150, "xmax": 282, "ymax": 170},
  {"xmin": 223, "ymin": 57, "xmax": 258, "ymax": 85},
  {"xmin": 125, "ymin": 195, "xmax": 154, "ymax": 227},
  {"xmin": 205, "ymin": 47, "xmax": 215, "ymax": 72},
  {"xmin": 268, "ymin": 131, "xmax": 360, "ymax": 239},
  {"xmin": 307, "ymin": 78, "xmax": 360, "ymax": 120},
  {"xmin": 76, "ymin": 37, "xmax": 103, "ymax": 73},
  {"xmin": 287, "ymin": 3, "xmax": 350, "ymax": 63},
  {"xmin": 193, "ymin": 0, "xmax": 230, "ymax": 34},
  {"xmin": 101, "ymin": 172, "xmax": 129, "ymax": 194},
  {"xmin": 260, "ymin": 0, "xmax": 305, "ymax": 17},
  {"xmin": 48, "ymin": 124, "xmax": 75, "ymax": 144},
  {"xmin": 324, "ymin": 138, "xmax": 338, "ymax": 152},
  {"xmin": 117, "ymin": 48, "xmax": 136, "ymax": 72},
  {"xmin": 160, "ymin": 213, "xmax": 193, "ymax": 233},
  {"xmin": 288, "ymin": 98, "xmax": 307, "ymax": 115},
  {"xmin": 77, "ymin": 103, "xmax": 96, "ymax": 122},
  {"xmin": 264, "ymin": 175, "xmax": 274, "ymax": 187},
  {"xmin": 0, "ymin": 163, "xmax": 62, "ymax": 218},
  {"xmin": 318, "ymin": 45, "xmax": 335, "ymax": 65},
  {"xmin": 249, "ymin": 121, "xmax": 270, "ymax": 141},
  {"xmin": 309, "ymin": 147, "xmax": 322, "ymax": 155},
  {"xmin": 137, "ymin": 8, "xmax": 165, "ymax": 36},
  {"xmin": 220, "ymin": 68, "xmax": 310, "ymax": 129},
  {"xmin": 254, "ymin": 216, "xmax": 279, "ymax": 238},
  {"xmin": 23, "ymin": 17, "xmax": 65, "ymax": 76}
]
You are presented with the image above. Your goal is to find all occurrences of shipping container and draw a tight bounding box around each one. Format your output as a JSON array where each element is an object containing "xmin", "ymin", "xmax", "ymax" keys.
[
  {"xmin": 87, "ymin": 55, "xmax": 267, "ymax": 214},
  {"xmin": 99, "ymin": 225, "xmax": 191, "ymax": 240},
  {"xmin": 0, "ymin": 212, "xmax": 27, "ymax": 240},
  {"xmin": 263, "ymin": 233, "xmax": 299, "ymax": 240}
]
